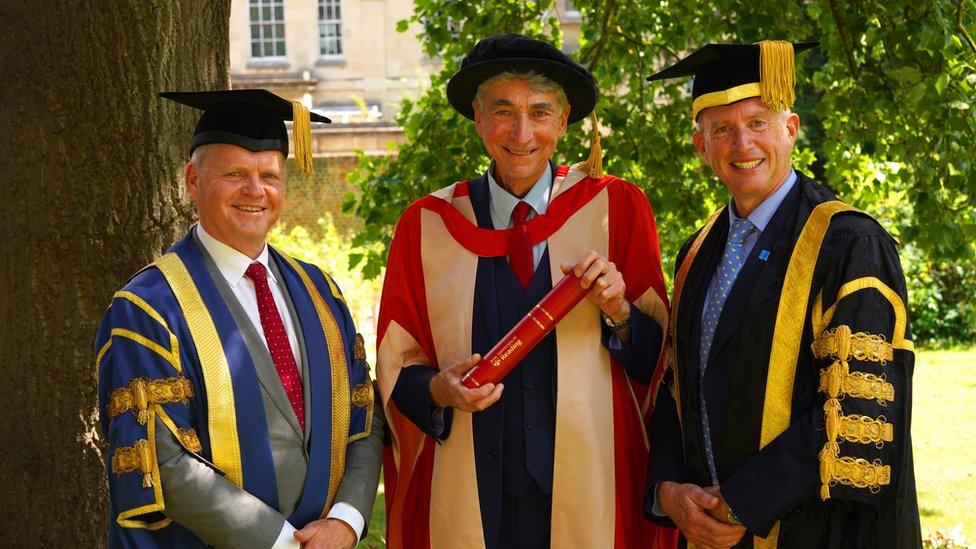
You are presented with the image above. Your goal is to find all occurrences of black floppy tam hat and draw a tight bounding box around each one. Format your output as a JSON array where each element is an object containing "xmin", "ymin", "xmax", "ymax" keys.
[
  {"xmin": 159, "ymin": 89, "xmax": 331, "ymax": 177},
  {"xmin": 646, "ymin": 40, "xmax": 818, "ymax": 120},
  {"xmin": 447, "ymin": 33, "xmax": 598, "ymax": 124}
]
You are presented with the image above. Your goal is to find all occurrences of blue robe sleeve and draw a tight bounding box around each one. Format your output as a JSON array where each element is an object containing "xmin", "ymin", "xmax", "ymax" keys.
[
  {"xmin": 391, "ymin": 365, "xmax": 453, "ymax": 440},
  {"xmin": 96, "ymin": 283, "xmax": 202, "ymax": 532}
]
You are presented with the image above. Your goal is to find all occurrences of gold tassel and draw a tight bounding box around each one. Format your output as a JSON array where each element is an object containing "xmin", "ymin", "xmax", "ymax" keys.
[
  {"xmin": 290, "ymin": 100, "xmax": 314, "ymax": 178},
  {"xmin": 137, "ymin": 440, "xmax": 154, "ymax": 488},
  {"xmin": 579, "ymin": 111, "xmax": 603, "ymax": 179},
  {"xmin": 757, "ymin": 40, "xmax": 796, "ymax": 112},
  {"xmin": 133, "ymin": 378, "xmax": 149, "ymax": 425}
]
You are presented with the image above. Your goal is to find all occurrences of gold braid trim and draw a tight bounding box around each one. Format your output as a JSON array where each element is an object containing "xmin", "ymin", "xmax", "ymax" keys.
[
  {"xmin": 824, "ymin": 399, "xmax": 893, "ymax": 446},
  {"xmin": 112, "ymin": 439, "xmax": 154, "ymax": 488},
  {"xmin": 819, "ymin": 368, "xmax": 894, "ymax": 404},
  {"xmin": 177, "ymin": 428, "xmax": 203, "ymax": 453},
  {"xmin": 819, "ymin": 441, "xmax": 891, "ymax": 499},
  {"xmin": 812, "ymin": 326, "xmax": 893, "ymax": 363},
  {"xmin": 107, "ymin": 377, "xmax": 194, "ymax": 424}
]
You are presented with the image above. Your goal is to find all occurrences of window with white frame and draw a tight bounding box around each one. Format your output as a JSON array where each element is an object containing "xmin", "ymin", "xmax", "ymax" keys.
[
  {"xmin": 318, "ymin": 0, "xmax": 343, "ymax": 58},
  {"xmin": 249, "ymin": 0, "xmax": 286, "ymax": 59}
]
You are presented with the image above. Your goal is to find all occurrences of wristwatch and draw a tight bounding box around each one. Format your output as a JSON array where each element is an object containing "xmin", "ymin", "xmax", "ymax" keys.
[{"xmin": 602, "ymin": 312, "xmax": 631, "ymax": 334}]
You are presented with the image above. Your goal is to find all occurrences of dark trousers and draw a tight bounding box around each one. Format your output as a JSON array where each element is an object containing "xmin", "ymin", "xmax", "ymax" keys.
[{"xmin": 498, "ymin": 480, "xmax": 552, "ymax": 548}]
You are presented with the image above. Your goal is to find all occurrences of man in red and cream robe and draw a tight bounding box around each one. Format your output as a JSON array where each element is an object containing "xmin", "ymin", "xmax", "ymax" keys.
[{"xmin": 376, "ymin": 30, "xmax": 678, "ymax": 549}]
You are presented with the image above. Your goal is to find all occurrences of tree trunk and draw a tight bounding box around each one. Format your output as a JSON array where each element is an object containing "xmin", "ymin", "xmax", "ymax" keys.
[{"xmin": 0, "ymin": 2, "xmax": 230, "ymax": 545}]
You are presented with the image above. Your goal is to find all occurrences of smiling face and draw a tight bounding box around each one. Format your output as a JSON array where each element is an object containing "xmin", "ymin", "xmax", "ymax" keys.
[
  {"xmin": 473, "ymin": 77, "xmax": 569, "ymax": 197},
  {"xmin": 693, "ymin": 97, "xmax": 799, "ymax": 216},
  {"xmin": 185, "ymin": 143, "xmax": 286, "ymax": 259}
]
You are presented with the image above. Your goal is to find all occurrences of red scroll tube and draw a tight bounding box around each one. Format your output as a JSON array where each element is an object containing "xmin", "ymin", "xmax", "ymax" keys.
[{"xmin": 461, "ymin": 273, "xmax": 589, "ymax": 389}]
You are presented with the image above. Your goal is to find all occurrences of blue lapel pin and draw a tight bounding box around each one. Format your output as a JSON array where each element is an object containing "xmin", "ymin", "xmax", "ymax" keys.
[{"xmin": 758, "ymin": 249, "xmax": 771, "ymax": 261}]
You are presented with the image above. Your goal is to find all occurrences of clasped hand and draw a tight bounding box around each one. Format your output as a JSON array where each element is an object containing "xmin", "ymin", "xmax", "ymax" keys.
[{"xmin": 658, "ymin": 481, "xmax": 746, "ymax": 549}]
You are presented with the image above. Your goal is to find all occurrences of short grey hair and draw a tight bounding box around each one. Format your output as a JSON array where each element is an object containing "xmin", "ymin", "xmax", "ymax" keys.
[
  {"xmin": 188, "ymin": 143, "xmax": 212, "ymax": 168},
  {"xmin": 474, "ymin": 70, "xmax": 569, "ymax": 113}
]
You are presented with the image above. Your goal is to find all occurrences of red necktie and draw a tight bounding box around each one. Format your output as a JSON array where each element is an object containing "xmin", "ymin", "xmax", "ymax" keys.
[
  {"xmin": 245, "ymin": 262, "xmax": 305, "ymax": 429},
  {"xmin": 509, "ymin": 201, "xmax": 534, "ymax": 288}
]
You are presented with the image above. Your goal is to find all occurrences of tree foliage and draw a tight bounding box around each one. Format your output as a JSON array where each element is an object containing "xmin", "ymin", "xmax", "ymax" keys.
[{"xmin": 346, "ymin": 0, "xmax": 976, "ymax": 344}]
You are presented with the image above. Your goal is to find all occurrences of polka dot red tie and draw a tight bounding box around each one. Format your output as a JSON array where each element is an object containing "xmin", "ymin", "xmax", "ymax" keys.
[{"xmin": 245, "ymin": 262, "xmax": 304, "ymax": 429}]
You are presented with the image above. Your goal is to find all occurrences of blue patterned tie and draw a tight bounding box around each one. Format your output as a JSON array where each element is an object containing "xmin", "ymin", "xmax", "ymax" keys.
[{"xmin": 699, "ymin": 217, "xmax": 755, "ymax": 482}]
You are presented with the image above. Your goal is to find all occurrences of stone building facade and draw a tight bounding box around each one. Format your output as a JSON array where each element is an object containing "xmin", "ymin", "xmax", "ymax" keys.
[{"xmin": 228, "ymin": 0, "xmax": 582, "ymax": 233}]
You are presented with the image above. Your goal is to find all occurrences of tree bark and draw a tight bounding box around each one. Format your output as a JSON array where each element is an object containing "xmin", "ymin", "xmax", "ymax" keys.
[{"xmin": 0, "ymin": 1, "xmax": 230, "ymax": 545}]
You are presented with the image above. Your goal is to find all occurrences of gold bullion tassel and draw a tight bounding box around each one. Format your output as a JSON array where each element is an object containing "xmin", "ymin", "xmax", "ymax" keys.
[
  {"xmin": 580, "ymin": 111, "xmax": 604, "ymax": 179},
  {"xmin": 133, "ymin": 378, "xmax": 150, "ymax": 425},
  {"xmin": 138, "ymin": 439, "xmax": 154, "ymax": 488},
  {"xmin": 291, "ymin": 100, "xmax": 314, "ymax": 178},
  {"xmin": 757, "ymin": 40, "xmax": 796, "ymax": 112}
]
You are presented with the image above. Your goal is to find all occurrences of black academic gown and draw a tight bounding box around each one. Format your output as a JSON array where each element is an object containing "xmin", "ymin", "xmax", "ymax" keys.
[{"xmin": 647, "ymin": 172, "xmax": 921, "ymax": 548}]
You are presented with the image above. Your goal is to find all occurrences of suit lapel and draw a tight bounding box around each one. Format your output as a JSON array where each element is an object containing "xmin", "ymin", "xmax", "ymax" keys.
[{"xmin": 681, "ymin": 212, "xmax": 729, "ymax": 400}]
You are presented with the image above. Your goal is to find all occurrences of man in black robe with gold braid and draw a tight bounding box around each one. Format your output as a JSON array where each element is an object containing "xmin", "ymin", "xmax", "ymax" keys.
[{"xmin": 643, "ymin": 41, "xmax": 921, "ymax": 548}]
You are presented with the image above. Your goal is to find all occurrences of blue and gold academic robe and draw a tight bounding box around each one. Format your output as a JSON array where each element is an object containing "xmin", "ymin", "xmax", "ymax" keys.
[
  {"xmin": 96, "ymin": 229, "xmax": 373, "ymax": 547},
  {"xmin": 648, "ymin": 172, "xmax": 921, "ymax": 548}
]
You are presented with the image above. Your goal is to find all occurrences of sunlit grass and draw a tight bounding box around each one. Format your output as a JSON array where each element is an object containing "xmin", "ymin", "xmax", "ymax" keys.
[{"xmin": 914, "ymin": 348, "xmax": 976, "ymax": 546}]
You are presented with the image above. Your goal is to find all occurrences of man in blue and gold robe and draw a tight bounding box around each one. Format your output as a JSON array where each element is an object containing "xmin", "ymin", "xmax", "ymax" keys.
[
  {"xmin": 644, "ymin": 42, "xmax": 921, "ymax": 548},
  {"xmin": 96, "ymin": 89, "xmax": 383, "ymax": 548}
]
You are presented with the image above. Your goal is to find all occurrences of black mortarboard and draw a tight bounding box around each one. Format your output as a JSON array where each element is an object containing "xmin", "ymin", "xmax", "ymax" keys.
[
  {"xmin": 446, "ymin": 33, "xmax": 597, "ymax": 124},
  {"xmin": 646, "ymin": 41, "xmax": 818, "ymax": 119},
  {"xmin": 159, "ymin": 89, "xmax": 331, "ymax": 177}
]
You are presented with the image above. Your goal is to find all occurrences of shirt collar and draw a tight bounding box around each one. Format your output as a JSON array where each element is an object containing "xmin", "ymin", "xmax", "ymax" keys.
[
  {"xmin": 195, "ymin": 223, "xmax": 275, "ymax": 287},
  {"xmin": 487, "ymin": 162, "xmax": 552, "ymax": 226},
  {"xmin": 728, "ymin": 169, "xmax": 797, "ymax": 232}
]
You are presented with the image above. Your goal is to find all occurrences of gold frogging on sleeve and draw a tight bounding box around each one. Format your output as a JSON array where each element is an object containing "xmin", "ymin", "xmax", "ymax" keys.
[
  {"xmin": 812, "ymin": 327, "xmax": 894, "ymax": 363},
  {"xmin": 819, "ymin": 443, "xmax": 891, "ymax": 499},
  {"xmin": 112, "ymin": 439, "xmax": 155, "ymax": 488},
  {"xmin": 815, "ymin": 325, "xmax": 893, "ymax": 499},
  {"xmin": 108, "ymin": 377, "xmax": 195, "ymax": 423},
  {"xmin": 818, "ymin": 368, "xmax": 894, "ymax": 404}
]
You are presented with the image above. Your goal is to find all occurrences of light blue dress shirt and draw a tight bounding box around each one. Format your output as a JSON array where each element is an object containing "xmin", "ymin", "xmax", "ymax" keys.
[{"xmin": 487, "ymin": 162, "xmax": 553, "ymax": 269}]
